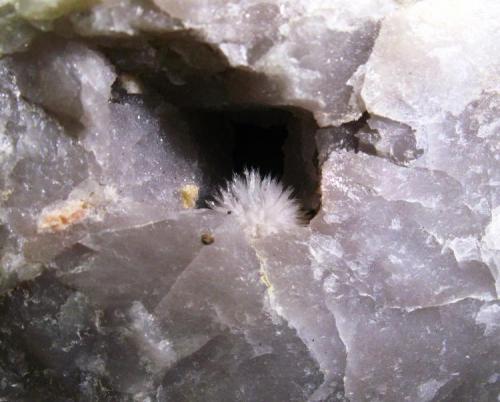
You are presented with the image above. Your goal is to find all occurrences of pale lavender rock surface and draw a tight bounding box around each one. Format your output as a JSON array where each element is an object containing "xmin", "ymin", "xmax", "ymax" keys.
[
  {"xmin": 0, "ymin": 0, "xmax": 499, "ymax": 401},
  {"xmin": 151, "ymin": 0, "xmax": 401, "ymax": 126}
]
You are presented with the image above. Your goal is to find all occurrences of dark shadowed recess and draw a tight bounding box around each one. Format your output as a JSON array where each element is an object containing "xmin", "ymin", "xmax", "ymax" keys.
[
  {"xmin": 230, "ymin": 114, "xmax": 288, "ymax": 177},
  {"xmin": 192, "ymin": 107, "xmax": 321, "ymax": 214},
  {"xmin": 104, "ymin": 37, "xmax": 321, "ymax": 215}
]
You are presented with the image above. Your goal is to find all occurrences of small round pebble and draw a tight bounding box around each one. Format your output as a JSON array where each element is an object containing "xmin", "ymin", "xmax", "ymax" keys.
[{"xmin": 201, "ymin": 233, "xmax": 214, "ymax": 245}]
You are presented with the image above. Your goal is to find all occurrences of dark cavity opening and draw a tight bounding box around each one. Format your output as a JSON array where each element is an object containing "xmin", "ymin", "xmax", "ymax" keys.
[
  {"xmin": 105, "ymin": 41, "xmax": 321, "ymax": 217},
  {"xmin": 189, "ymin": 107, "xmax": 321, "ymax": 215},
  {"xmin": 231, "ymin": 119, "xmax": 287, "ymax": 177},
  {"xmin": 212, "ymin": 108, "xmax": 291, "ymax": 179}
]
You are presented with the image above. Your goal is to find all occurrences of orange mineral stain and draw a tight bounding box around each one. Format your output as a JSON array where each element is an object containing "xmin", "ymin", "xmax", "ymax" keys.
[{"xmin": 38, "ymin": 200, "xmax": 91, "ymax": 233}]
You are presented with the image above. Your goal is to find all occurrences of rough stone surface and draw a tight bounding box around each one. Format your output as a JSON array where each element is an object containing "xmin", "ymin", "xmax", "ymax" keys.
[{"xmin": 0, "ymin": 0, "xmax": 499, "ymax": 401}]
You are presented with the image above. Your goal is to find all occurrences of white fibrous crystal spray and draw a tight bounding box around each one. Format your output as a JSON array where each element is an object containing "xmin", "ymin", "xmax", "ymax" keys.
[{"xmin": 210, "ymin": 169, "xmax": 302, "ymax": 238}]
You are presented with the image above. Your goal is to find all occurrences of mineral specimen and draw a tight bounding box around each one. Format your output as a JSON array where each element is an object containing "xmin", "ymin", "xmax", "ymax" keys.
[{"xmin": 0, "ymin": 0, "xmax": 498, "ymax": 401}]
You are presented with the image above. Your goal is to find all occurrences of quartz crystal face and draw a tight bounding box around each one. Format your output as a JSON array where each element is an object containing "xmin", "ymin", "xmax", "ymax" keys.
[{"xmin": 0, "ymin": 0, "xmax": 499, "ymax": 401}]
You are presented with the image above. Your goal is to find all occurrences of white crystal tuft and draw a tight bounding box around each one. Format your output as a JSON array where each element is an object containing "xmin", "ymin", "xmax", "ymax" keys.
[{"xmin": 211, "ymin": 169, "xmax": 301, "ymax": 238}]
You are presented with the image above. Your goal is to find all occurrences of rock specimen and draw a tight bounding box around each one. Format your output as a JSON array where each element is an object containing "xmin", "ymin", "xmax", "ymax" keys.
[{"xmin": 0, "ymin": 0, "xmax": 498, "ymax": 401}]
